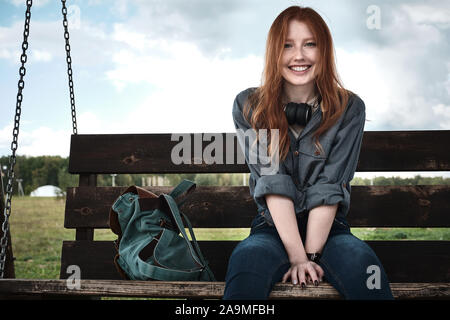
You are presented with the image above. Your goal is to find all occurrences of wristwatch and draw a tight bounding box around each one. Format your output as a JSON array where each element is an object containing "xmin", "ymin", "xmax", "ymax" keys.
[{"xmin": 306, "ymin": 252, "xmax": 321, "ymax": 263}]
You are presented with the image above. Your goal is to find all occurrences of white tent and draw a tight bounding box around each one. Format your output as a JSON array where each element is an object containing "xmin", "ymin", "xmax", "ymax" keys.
[{"xmin": 30, "ymin": 185, "xmax": 64, "ymax": 197}]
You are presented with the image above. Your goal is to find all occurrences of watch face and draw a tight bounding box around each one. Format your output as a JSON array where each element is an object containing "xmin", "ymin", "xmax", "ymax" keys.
[{"xmin": 307, "ymin": 253, "xmax": 321, "ymax": 262}]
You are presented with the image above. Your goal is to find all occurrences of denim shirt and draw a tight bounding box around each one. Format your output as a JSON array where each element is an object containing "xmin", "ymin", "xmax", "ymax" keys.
[{"xmin": 232, "ymin": 87, "xmax": 366, "ymax": 225}]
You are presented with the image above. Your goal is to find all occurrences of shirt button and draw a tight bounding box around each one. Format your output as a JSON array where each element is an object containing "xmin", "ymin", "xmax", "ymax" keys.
[{"xmin": 294, "ymin": 151, "xmax": 299, "ymax": 156}]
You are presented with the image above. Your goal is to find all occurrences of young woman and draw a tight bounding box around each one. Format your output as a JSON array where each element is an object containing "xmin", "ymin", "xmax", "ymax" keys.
[{"xmin": 224, "ymin": 6, "xmax": 394, "ymax": 300}]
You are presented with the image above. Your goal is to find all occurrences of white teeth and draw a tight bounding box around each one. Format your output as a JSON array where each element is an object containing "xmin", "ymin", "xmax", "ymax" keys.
[{"xmin": 290, "ymin": 66, "xmax": 310, "ymax": 72}]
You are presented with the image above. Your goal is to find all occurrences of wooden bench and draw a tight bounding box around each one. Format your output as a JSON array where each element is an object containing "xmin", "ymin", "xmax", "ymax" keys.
[{"xmin": 1, "ymin": 131, "xmax": 450, "ymax": 299}]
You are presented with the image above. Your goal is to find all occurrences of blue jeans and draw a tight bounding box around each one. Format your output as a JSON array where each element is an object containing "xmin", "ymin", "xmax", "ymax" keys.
[{"xmin": 223, "ymin": 212, "xmax": 394, "ymax": 300}]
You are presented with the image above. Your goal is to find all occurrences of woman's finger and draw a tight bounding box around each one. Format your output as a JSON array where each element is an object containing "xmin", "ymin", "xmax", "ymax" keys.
[
  {"xmin": 306, "ymin": 275, "xmax": 312, "ymax": 283},
  {"xmin": 313, "ymin": 263, "xmax": 325, "ymax": 281},
  {"xmin": 290, "ymin": 266, "xmax": 299, "ymax": 285},
  {"xmin": 282, "ymin": 269, "xmax": 290, "ymax": 283},
  {"xmin": 298, "ymin": 268, "xmax": 307, "ymax": 288},
  {"xmin": 306, "ymin": 264, "xmax": 319, "ymax": 285}
]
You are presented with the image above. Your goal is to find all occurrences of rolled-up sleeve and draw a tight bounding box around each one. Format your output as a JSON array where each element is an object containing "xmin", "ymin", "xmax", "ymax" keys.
[
  {"xmin": 304, "ymin": 97, "xmax": 366, "ymax": 215},
  {"xmin": 232, "ymin": 89, "xmax": 297, "ymax": 208}
]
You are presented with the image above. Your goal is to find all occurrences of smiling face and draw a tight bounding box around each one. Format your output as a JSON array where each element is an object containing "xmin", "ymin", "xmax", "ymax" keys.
[{"xmin": 280, "ymin": 19, "xmax": 319, "ymax": 99}]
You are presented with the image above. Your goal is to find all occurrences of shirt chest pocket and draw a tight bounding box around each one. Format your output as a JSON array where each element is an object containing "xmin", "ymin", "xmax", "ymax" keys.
[
  {"xmin": 296, "ymin": 137, "xmax": 332, "ymax": 186},
  {"xmin": 297, "ymin": 137, "xmax": 331, "ymax": 159}
]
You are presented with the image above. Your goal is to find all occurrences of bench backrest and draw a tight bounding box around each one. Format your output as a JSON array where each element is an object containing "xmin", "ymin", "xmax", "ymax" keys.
[{"xmin": 61, "ymin": 131, "xmax": 450, "ymax": 283}]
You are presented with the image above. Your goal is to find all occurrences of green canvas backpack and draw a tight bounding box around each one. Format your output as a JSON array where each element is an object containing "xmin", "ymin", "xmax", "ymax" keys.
[{"xmin": 109, "ymin": 179, "xmax": 215, "ymax": 281}]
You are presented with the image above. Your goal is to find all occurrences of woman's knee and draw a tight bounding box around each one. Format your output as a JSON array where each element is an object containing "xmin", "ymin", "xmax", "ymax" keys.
[
  {"xmin": 224, "ymin": 235, "xmax": 287, "ymax": 300},
  {"xmin": 347, "ymin": 238, "xmax": 382, "ymax": 266},
  {"xmin": 227, "ymin": 235, "xmax": 286, "ymax": 273},
  {"xmin": 324, "ymin": 233, "xmax": 379, "ymax": 263},
  {"xmin": 321, "ymin": 233, "xmax": 394, "ymax": 299}
]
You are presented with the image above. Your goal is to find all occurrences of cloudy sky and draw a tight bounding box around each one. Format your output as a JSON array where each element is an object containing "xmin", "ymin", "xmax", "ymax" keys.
[{"xmin": 0, "ymin": 0, "xmax": 449, "ymax": 178}]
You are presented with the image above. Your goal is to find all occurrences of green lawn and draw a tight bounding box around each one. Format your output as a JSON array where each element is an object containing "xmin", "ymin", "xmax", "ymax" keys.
[{"xmin": 7, "ymin": 196, "xmax": 450, "ymax": 279}]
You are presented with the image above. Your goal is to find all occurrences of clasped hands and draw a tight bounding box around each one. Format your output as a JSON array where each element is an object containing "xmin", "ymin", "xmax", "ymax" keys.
[{"xmin": 281, "ymin": 256, "xmax": 325, "ymax": 288}]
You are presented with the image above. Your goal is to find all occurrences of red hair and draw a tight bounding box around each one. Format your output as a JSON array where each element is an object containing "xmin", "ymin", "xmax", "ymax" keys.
[{"xmin": 243, "ymin": 6, "xmax": 352, "ymax": 162}]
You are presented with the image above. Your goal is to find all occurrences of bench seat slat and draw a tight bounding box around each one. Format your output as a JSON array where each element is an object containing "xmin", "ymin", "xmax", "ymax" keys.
[
  {"xmin": 1, "ymin": 279, "xmax": 448, "ymax": 299},
  {"xmin": 68, "ymin": 131, "xmax": 450, "ymax": 174},
  {"xmin": 65, "ymin": 185, "xmax": 450, "ymax": 228},
  {"xmin": 59, "ymin": 240, "xmax": 450, "ymax": 283}
]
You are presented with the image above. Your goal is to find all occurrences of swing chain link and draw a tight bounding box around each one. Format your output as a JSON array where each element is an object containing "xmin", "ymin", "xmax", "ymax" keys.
[
  {"xmin": 61, "ymin": 0, "xmax": 78, "ymax": 135},
  {"xmin": 0, "ymin": 0, "xmax": 33, "ymax": 279}
]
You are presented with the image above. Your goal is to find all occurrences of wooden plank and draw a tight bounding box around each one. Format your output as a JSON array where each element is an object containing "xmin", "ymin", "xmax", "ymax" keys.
[
  {"xmin": 79, "ymin": 174, "xmax": 97, "ymax": 187},
  {"xmin": 360, "ymin": 130, "xmax": 450, "ymax": 171},
  {"xmin": 0, "ymin": 279, "xmax": 448, "ymax": 299},
  {"xmin": 68, "ymin": 131, "xmax": 450, "ymax": 174},
  {"xmin": 59, "ymin": 240, "xmax": 450, "ymax": 283},
  {"xmin": 59, "ymin": 240, "xmax": 120, "ymax": 280},
  {"xmin": 75, "ymin": 174, "xmax": 97, "ymax": 241},
  {"xmin": 64, "ymin": 185, "xmax": 450, "ymax": 228}
]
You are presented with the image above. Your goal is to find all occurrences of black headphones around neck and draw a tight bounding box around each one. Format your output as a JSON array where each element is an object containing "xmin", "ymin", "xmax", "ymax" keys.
[{"xmin": 284, "ymin": 95, "xmax": 322, "ymax": 127}]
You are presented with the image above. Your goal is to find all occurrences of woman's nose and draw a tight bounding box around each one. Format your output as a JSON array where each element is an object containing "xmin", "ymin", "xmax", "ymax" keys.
[{"xmin": 293, "ymin": 46, "xmax": 305, "ymax": 60}]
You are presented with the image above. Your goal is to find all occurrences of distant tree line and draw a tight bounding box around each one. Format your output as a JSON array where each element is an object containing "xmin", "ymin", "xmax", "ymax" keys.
[{"xmin": 1, "ymin": 155, "xmax": 449, "ymax": 196}]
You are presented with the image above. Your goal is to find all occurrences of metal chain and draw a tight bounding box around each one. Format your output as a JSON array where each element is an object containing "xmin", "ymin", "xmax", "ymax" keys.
[
  {"xmin": 0, "ymin": 165, "xmax": 5, "ymax": 206},
  {"xmin": 61, "ymin": 0, "xmax": 78, "ymax": 135},
  {"xmin": 0, "ymin": 0, "xmax": 33, "ymax": 279}
]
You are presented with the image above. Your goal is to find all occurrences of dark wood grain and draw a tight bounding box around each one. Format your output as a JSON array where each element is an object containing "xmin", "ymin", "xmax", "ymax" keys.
[
  {"xmin": 64, "ymin": 185, "xmax": 450, "ymax": 228},
  {"xmin": 68, "ymin": 131, "xmax": 450, "ymax": 174},
  {"xmin": 75, "ymin": 174, "xmax": 97, "ymax": 241},
  {"xmin": 1, "ymin": 279, "xmax": 448, "ymax": 299},
  {"xmin": 59, "ymin": 240, "xmax": 450, "ymax": 283}
]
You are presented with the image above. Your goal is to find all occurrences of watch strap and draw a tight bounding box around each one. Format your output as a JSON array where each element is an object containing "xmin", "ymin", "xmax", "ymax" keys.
[{"xmin": 306, "ymin": 252, "xmax": 321, "ymax": 263}]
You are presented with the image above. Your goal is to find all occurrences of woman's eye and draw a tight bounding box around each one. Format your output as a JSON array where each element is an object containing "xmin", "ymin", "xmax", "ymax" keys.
[{"xmin": 284, "ymin": 42, "xmax": 316, "ymax": 48}]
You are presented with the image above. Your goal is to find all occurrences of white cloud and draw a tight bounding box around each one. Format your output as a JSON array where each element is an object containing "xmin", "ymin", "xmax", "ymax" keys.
[
  {"xmin": 33, "ymin": 49, "xmax": 52, "ymax": 62},
  {"xmin": 0, "ymin": 23, "xmax": 23, "ymax": 64},
  {"xmin": 9, "ymin": 0, "xmax": 50, "ymax": 7},
  {"xmin": 0, "ymin": 123, "xmax": 70, "ymax": 157},
  {"xmin": 401, "ymin": 3, "xmax": 450, "ymax": 28},
  {"xmin": 87, "ymin": 0, "xmax": 104, "ymax": 5},
  {"xmin": 0, "ymin": 20, "xmax": 60, "ymax": 64},
  {"xmin": 20, "ymin": 127, "xmax": 70, "ymax": 157},
  {"xmin": 112, "ymin": 23, "xmax": 148, "ymax": 50},
  {"xmin": 0, "ymin": 48, "xmax": 14, "ymax": 60},
  {"xmin": 0, "ymin": 111, "xmax": 118, "ymax": 156},
  {"xmin": 0, "ymin": 124, "xmax": 14, "ymax": 150},
  {"xmin": 111, "ymin": 0, "xmax": 130, "ymax": 18},
  {"xmin": 0, "ymin": 17, "xmax": 110, "ymax": 67},
  {"xmin": 336, "ymin": 48, "xmax": 390, "ymax": 130},
  {"xmin": 336, "ymin": 45, "xmax": 441, "ymax": 130},
  {"xmin": 335, "ymin": 1, "xmax": 450, "ymax": 131},
  {"xmin": 105, "ymin": 49, "xmax": 263, "ymax": 133},
  {"xmin": 105, "ymin": 26, "xmax": 263, "ymax": 132},
  {"xmin": 432, "ymin": 104, "xmax": 450, "ymax": 129},
  {"xmin": 77, "ymin": 111, "xmax": 117, "ymax": 134}
]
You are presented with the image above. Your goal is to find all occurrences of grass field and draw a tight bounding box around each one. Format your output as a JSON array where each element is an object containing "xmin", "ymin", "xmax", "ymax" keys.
[{"xmin": 7, "ymin": 196, "xmax": 450, "ymax": 279}]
